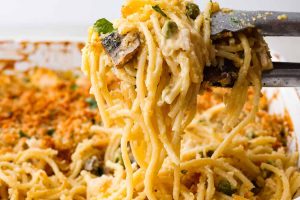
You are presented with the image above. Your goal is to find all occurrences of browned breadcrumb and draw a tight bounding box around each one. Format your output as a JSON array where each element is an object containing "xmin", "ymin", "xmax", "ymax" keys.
[
  {"xmin": 0, "ymin": 68, "xmax": 102, "ymax": 159},
  {"xmin": 197, "ymin": 87, "xmax": 293, "ymax": 149},
  {"xmin": 0, "ymin": 68, "xmax": 293, "ymax": 165}
]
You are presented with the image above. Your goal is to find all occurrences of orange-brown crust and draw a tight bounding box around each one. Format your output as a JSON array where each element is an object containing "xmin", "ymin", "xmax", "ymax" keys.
[{"xmin": 0, "ymin": 68, "xmax": 100, "ymax": 160}]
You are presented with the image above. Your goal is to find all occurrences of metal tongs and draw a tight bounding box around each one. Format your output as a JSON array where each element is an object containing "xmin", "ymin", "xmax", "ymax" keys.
[{"xmin": 204, "ymin": 10, "xmax": 300, "ymax": 87}]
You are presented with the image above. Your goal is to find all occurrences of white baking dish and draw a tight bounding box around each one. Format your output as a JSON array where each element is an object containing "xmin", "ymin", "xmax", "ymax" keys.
[
  {"xmin": 266, "ymin": 88, "xmax": 300, "ymax": 200},
  {"xmin": 0, "ymin": 40, "xmax": 300, "ymax": 199}
]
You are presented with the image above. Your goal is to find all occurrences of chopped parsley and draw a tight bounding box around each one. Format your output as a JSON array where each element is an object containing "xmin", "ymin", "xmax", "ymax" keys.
[
  {"xmin": 216, "ymin": 179, "xmax": 237, "ymax": 196},
  {"xmin": 152, "ymin": 5, "xmax": 168, "ymax": 17},
  {"xmin": 186, "ymin": 2, "xmax": 200, "ymax": 20},
  {"xmin": 230, "ymin": 17, "xmax": 240, "ymax": 24},
  {"xmin": 164, "ymin": 21, "xmax": 178, "ymax": 38},
  {"xmin": 266, "ymin": 160, "xmax": 275, "ymax": 165},
  {"xmin": 19, "ymin": 130, "xmax": 29, "ymax": 138},
  {"xmin": 85, "ymin": 97, "xmax": 98, "ymax": 109},
  {"xmin": 70, "ymin": 84, "xmax": 78, "ymax": 91},
  {"xmin": 93, "ymin": 18, "xmax": 115, "ymax": 35}
]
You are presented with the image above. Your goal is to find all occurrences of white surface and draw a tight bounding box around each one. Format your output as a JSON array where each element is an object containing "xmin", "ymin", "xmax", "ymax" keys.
[{"xmin": 0, "ymin": 0, "xmax": 299, "ymax": 61}]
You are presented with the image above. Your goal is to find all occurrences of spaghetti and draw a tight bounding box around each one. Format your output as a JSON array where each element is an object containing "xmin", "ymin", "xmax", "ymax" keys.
[
  {"xmin": 0, "ymin": 0, "xmax": 299, "ymax": 199},
  {"xmin": 0, "ymin": 63, "xmax": 299, "ymax": 199},
  {"xmin": 80, "ymin": 0, "xmax": 298, "ymax": 199}
]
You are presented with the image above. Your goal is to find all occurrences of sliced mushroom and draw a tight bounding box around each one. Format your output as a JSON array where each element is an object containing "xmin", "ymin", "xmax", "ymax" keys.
[
  {"xmin": 203, "ymin": 60, "xmax": 239, "ymax": 87},
  {"xmin": 101, "ymin": 32, "xmax": 141, "ymax": 68}
]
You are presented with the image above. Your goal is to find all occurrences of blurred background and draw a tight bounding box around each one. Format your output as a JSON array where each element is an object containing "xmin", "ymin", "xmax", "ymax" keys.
[{"xmin": 0, "ymin": 0, "xmax": 299, "ymax": 61}]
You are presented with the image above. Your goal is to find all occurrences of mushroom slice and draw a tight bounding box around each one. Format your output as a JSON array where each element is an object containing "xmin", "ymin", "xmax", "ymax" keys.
[{"xmin": 101, "ymin": 32, "xmax": 141, "ymax": 68}]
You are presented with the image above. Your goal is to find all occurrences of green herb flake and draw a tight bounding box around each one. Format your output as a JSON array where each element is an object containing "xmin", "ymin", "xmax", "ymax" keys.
[
  {"xmin": 152, "ymin": 5, "xmax": 168, "ymax": 17},
  {"xmin": 186, "ymin": 2, "xmax": 200, "ymax": 20},
  {"xmin": 85, "ymin": 97, "xmax": 98, "ymax": 109},
  {"xmin": 93, "ymin": 18, "xmax": 115, "ymax": 35},
  {"xmin": 46, "ymin": 128, "xmax": 55, "ymax": 136},
  {"xmin": 19, "ymin": 130, "xmax": 29, "ymax": 138},
  {"xmin": 266, "ymin": 160, "xmax": 275, "ymax": 165},
  {"xmin": 70, "ymin": 84, "xmax": 78, "ymax": 91},
  {"xmin": 164, "ymin": 21, "xmax": 178, "ymax": 38},
  {"xmin": 181, "ymin": 169, "xmax": 188, "ymax": 174},
  {"xmin": 230, "ymin": 17, "xmax": 240, "ymax": 24},
  {"xmin": 216, "ymin": 179, "xmax": 237, "ymax": 196}
]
